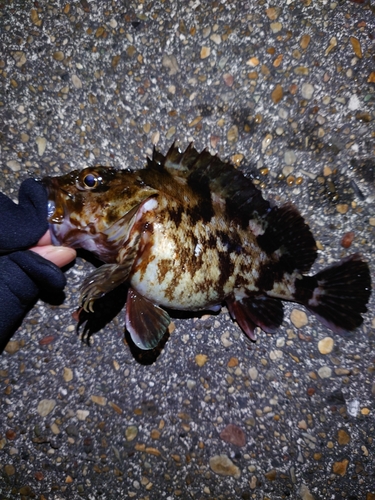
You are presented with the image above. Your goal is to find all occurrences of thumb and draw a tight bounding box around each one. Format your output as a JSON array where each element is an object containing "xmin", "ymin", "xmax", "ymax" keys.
[{"xmin": 30, "ymin": 245, "xmax": 76, "ymax": 268}]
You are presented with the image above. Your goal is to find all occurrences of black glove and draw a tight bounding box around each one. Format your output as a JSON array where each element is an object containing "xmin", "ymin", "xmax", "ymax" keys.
[{"xmin": 0, "ymin": 179, "xmax": 66, "ymax": 353}]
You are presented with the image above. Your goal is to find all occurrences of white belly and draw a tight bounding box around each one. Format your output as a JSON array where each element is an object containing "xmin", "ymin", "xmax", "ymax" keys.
[{"xmin": 129, "ymin": 221, "xmax": 224, "ymax": 310}]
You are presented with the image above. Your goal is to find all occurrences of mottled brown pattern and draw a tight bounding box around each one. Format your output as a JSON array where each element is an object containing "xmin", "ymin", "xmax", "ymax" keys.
[
  {"xmin": 43, "ymin": 148, "xmax": 307, "ymax": 311},
  {"xmin": 43, "ymin": 143, "xmax": 371, "ymax": 346},
  {"xmin": 132, "ymin": 222, "xmax": 155, "ymax": 281}
]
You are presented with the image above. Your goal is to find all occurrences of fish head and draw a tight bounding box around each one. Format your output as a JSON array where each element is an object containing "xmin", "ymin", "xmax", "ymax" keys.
[{"xmin": 43, "ymin": 166, "xmax": 158, "ymax": 259}]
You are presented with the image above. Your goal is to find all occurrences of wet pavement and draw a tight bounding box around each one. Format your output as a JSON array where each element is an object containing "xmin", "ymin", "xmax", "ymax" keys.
[{"xmin": 0, "ymin": 1, "xmax": 374, "ymax": 499}]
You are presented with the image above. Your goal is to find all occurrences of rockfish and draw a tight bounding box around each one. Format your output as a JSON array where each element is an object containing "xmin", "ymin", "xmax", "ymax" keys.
[{"xmin": 43, "ymin": 144, "xmax": 371, "ymax": 350}]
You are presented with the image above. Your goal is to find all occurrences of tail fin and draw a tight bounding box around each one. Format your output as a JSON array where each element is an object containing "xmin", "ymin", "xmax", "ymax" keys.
[{"xmin": 295, "ymin": 254, "xmax": 371, "ymax": 334}]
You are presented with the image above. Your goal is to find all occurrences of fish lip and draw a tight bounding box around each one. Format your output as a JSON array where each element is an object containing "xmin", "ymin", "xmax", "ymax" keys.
[
  {"xmin": 42, "ymin": 176, "xmax": 82, "ymax": 248},
  {"xmin": 42, "ymin": 177, "xmax": 59, "ymax": 218},
  {"xmin": 46, "ymin": 200, "xmax": 61, "ymax": 245},
  {"xmin": 42, "ymin": 177, "xmax": 71, "ymax": 247},
  {"xmin": 40, "ymin": 177, "xmax": 60, "ymax": 245},
  {"xmin": 48, "ymin": 223, "xmax": 61, "ymax": 246},
  {"xmin": 47, "ymin": 199, "xmax": 56, "ymax": 218},
  {"xmin": 42, "ymin": 176, "xmax": 74, "ymax": 221}
]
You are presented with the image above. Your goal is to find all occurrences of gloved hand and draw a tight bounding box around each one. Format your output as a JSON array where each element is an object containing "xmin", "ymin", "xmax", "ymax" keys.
[{"xmin": 0, "ymin": 179, "xmax": 75, "ymax": 354}]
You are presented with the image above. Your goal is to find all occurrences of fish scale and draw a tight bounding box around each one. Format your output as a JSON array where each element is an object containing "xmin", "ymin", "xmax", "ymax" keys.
[{"xmin": 43, "ymin": 143, "xmax": 371, "ymax": 350}]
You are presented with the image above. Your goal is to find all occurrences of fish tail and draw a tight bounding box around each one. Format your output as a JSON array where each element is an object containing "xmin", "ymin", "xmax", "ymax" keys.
[{"xmin": 294, "ymin": 254, "xmax": 371, "ymax": 333}]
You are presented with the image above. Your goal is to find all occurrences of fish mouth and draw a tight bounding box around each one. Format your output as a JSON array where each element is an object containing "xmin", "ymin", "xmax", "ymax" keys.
[
  {"xmin": 42, "ymin": 177, "xmax": 70, "ymax": 223},
  {"xmin": 42, "ymin": 177, "xmax": 71, "ymax": 246},
  {"xmin": 42, "ymin": 177, "xmax": 96, "ymax": 250}
]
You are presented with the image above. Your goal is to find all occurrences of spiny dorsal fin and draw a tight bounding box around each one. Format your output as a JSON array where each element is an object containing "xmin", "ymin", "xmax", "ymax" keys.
[
  {"xmin": 161, "ymin": 142, "xmax": 201, "ymax": 173},
  {"xmin": 147, "ymin": 143, "xmax": 271, "ymax": 224}
]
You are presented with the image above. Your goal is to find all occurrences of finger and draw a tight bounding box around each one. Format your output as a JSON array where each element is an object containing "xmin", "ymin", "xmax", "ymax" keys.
[
  {"xmin": 36, "ymin": 230, "xmax": 52, "ymax": 246},
  {"xmin": 30, "ymin": 246, "xmax": 76, "ymax": 268}
]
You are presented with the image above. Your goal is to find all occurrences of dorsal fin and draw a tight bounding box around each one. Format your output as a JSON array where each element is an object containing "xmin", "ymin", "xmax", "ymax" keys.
[
  {"xmin": 257, "ymin": 202, "xmax": 317, "ymax": 273},
  {"xmin": 146, "ymin": 143, "xmax": 271, "ymax": 225},
  {"xmin": 163, "ymin": 142, "xmax": 200, "ymax": 172}
]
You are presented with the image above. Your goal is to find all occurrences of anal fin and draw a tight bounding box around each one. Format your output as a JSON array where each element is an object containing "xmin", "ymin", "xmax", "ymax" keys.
[
  {"xmin": 227, "ymin": 295, "xmax": 284, "ymax": 341},
  {"xmin": 126, "ymin": 288, "xmax": 171, "ymax": 350}
]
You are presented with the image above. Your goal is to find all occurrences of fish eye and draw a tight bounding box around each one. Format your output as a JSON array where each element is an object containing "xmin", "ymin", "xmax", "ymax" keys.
[{"xmin": 82, "ymin": 173, "xmax": 99, "ymax": 189}]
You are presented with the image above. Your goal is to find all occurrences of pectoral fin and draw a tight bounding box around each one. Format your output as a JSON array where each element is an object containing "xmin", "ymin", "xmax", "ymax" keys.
[
  {"xmin": 80, "ymin": 236, "xmax": 140, "ymax": 312},
  {"xmin": 125, "ymin": 288, "xmax": 171, "ymax": 350},
  {"xmin": 104, "ymin": 196, "xmax": 158, "ymax": 245}
]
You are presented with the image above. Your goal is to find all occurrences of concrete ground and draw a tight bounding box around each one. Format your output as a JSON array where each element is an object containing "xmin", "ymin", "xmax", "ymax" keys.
[{"xmin": 0, "ymin": 1, "xmax": 374, "ymax": 499}]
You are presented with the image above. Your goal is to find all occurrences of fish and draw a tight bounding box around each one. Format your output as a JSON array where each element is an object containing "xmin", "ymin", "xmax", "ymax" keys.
[{"xmin": 43, "ymin": 143, "xmax": 372, "ymax": 350}]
